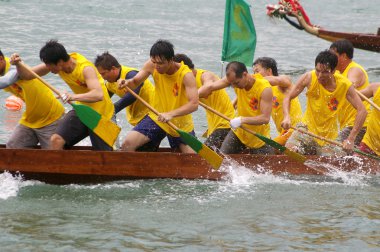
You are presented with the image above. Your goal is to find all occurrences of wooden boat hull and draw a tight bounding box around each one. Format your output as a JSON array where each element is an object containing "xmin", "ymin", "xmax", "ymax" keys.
[{"xmin": 0, "ymin": 146, "xmax": 379, "ymax": 184}]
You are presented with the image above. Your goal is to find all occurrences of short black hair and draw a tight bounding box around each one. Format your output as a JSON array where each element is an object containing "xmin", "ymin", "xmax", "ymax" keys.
[
  {"xmin": 173, "ymin": 53, "xmax": 194, "ymax": 69},
  {"xmin": 0, "ymin": 50, "xmax": 3, "ymax": 57},
  {"xmin": 39, "ymin": 39, "xmax": 70, "ymax": 65},
  {"xmin": 315, "ymin": 50, "xmax": 338, "ymax": 70},
  {"xmin": 226, "ymin": 61, "xmax": 248, "ymax": 78},
  {"xmin": 330, "ymin": 39, "xmax": 354, "ymax": 59},
  {"xmin": 253, "ymin": 57, "xmax": 278, "ymax": 76},
  {"xmin": 150, "ymin": 39, "xmax": 174, "ymax": 61},
  {"xmin": 94, "ymin": 52, "xmax": 121, "ymax": 70}
]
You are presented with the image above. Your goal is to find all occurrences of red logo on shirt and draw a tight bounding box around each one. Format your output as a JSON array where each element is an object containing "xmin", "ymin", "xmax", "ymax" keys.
[
  {"xmin": 249, "ymin": 97, "xmax": 259, "ymax": 111},
  {"xmin": 328, "ymin": 97, "xmax": 339, "ymax": 111},
  {"xmin": 272, "ymin": 96, "xmax": 280, "ymax": 109},
  {"xmin": 172, "ymin": 82, "xmax": 179, "ymax": 96}
]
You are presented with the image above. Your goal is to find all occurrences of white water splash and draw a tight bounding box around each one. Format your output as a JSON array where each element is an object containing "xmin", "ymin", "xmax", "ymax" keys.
[{"xmin": 0, "ymin": 171, "xmax": 40, "ymax": 200}]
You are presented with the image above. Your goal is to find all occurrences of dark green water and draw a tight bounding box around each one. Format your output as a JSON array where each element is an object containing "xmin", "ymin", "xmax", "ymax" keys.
[{"xmin": 1, "ymin": 0, "xmax": 380, "ymax": 250}]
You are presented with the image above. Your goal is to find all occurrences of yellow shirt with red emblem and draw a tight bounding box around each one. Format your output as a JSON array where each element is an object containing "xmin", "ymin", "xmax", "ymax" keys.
[
  {"xmin": 362, "ymin": 87, "xmax": 380, "ymax": 156},
  {"xmin": 106, "ymin": 65, "xmax": 155, "ymax": 126},
  {"xmin": 233, "ymin": 75, "xmax": 272, "ymax": 149},
  {"xmin": 338, "ymin": 61, "xmax": 371, "ymax": 128},
  {"xmin": 58, "ymin": 53, "xmax": 114, "ymax": 120},
  {"xmin": 196, "ymin": 69, "xmax": 234, "ymax": 136},
  {"xmin": 148, "ymin": 62, "xmax": 194, "ymax": 136},
  {"xmin": 302, "ymin": 71, "xmax": 351, "ymax": 146},
  {"xmin": 2, "ymin": 57, "xmax": 64, "ymax": 128}
]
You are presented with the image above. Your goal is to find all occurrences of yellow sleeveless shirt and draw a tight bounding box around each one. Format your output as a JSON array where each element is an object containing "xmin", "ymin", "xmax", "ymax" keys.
[
  {"xmin": 362, "ymin": 87, "xmax": 380, "ymax": 156},
  {"xmin": 196, "ymin": 69, "xmax": 234, "ymax": 136},
  {"xmin": 234, "ymin": 75, "xmax": 271, "ymax": 148},
  {"xmin": 338, "ymin": 61, "xmax": 370, "ymax": 128},
  {"xmin": 148, "ymin": 62, "xmax": 194, "ymax": 136},
  {"xmin": 58, "ymin": 53, "xmax": 114, "ymax": 120},
  {"xmin": 2, "ymin": 57, "xmax": 64, "ymax": 128},
  {"xmin": 302, "ymin": 71, "xmax": 351, "ymax": 146},
  {"xmin": 106, "ymin": 65, "xmax": 155, "ymax": 126}
]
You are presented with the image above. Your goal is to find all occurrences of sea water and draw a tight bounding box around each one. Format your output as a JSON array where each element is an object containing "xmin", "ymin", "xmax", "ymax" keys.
[{"xmin": 0, "ymin": 0, "xmax": 380, "ymax": 250}]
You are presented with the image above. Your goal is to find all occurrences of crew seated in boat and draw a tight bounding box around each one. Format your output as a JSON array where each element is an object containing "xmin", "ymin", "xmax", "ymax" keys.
[
  {"xmin": 94, "ymin": 52, "xmax": 157, "ymax": 151},
  {"xmin": 0, "ymin": 50, "xmax": 64, "ymax": 149},
  {"xmin": 330, "ymin": 39, "xmax": 371, "ymax": 147},
  {"xmin": 282, "ymin": 50, "xmax": 367, "ymax": 155},
  {"xmin": 198, "ymin": 61, "xmax": 274, "ymax": 155},
  {"xmin": 252, "ymin": 57, "xmax": 302, "ymax": 146},
  {"xmin": 11, "ymin": 40, "xmax": 115, "ymax": 151},
  {"xmin": 173, "ymin": 53, "xmax": 235, "ymax": 150},
  {"xmin": 358, "ymin": 83, "xmax": 380, "ymax": 157},
  {"xmin": 118, "ymin": 39, "xmax": 198, "ymax": 153}
]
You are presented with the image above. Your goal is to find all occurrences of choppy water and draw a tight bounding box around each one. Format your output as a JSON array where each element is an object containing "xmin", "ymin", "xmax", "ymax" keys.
[{"xmin": 1, "ymin": 0, "xmax": 380, "ymax": 250}]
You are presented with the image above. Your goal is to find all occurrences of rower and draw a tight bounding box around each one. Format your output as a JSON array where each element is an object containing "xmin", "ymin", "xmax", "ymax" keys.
[
  {"xmin": 173, "ymin": 53, "xmax": 235, "ymax": 150},
  {"xmin": 282, "ymin": 50, "xmax": 367, "ymax": 155},
  {"xmin": 198, "ymin": 61, "xmax": 274, "ymax": 154},
  {"xmin": 330, "ymin": 39, "xmax": 371, "ymax": 146},
  {"xmin": 358, "ymin": 83, "xmax": 380, "ymax": 157},
  {"xmin": 0, "ymin": 49, "xmax": 64, "ymax": 149},
  {"xmin": 252, "ymin": 57, "xmax": 302, "ymax": 146}
]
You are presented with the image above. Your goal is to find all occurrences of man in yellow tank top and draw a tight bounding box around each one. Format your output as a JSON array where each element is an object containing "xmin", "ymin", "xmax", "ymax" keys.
[
  {"xmin": 330, "ymin": 39, "xmax": 371, "ymax": 145},
  {"xmin": 282, "ymin": 50, "xmax": 367, "ymax": 155},
  {"xmin": 198, "ymin": 61, "xmax": 274, "ymax": 154},
  {"xmin": 0, "ymin": 50, "xmax": 64, "ymax": 149},
  {"xmin": 118, "ymin": 40, "xmax": 199, "ymax": 153},
  {"xmin": 358, "ymin": 83, "xmax": 380, "ymax": 157},
  {"xmin": 173, "ymin": 53, "xmax": 235, "ymax": 150},
  {"xmin": 12, "ymin": 40, "xmax": 114, "ymax": 151},
  {"xmin": 252, "ymin": 57, "xmax": 302, "ymax": 146}
]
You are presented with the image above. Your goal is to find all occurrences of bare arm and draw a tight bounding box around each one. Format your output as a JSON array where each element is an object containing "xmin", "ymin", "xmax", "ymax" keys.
[
  {"xmin": 343, "ymin": 85, "xmax": 368, "ymax": 150},
  {"xmin": 68, "ymin": 66, "xmax": 103, "ymax": 103},
  {"xmin": 118, "ymin": 60, "xmax": 153, "ymax": 90},
  {"xmin": 361, "ymin": 82, "xmax": 380, "ymax": 98},
  {"xmin": 281, "ymin": 72, "xmax": 311, "ymax": 129},
  {"xmin": 241, "ymin": 87, "xmax": 272, "ymax": 125},
  {"xmin": 198, "ymin": 76, "xmax": 230, "ymax": 98},
  {"xmin": 347, "ymin": 67, "xmax": 367, "ymax": 89},
  {"xmin": 264, "ymin": 75, "xmax": 292, "ymax": 88},
  {"xmin": 11, "ymin": 54, "xmax": 50, "ymax": 79},
  {"xmin": 158, "ymin": 72, "xmax": 199, "ymax": 122}
]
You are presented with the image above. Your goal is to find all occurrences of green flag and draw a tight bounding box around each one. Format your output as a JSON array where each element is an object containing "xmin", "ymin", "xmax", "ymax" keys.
[{"xmin": 221, "ymin": 0, "xmax": 256, "ymax": 66}]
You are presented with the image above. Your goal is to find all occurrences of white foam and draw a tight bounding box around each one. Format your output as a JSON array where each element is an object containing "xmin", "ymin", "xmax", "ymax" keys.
[{"xmin": 0, "ymin": 171, "xmax": 40, "ymax": 200}]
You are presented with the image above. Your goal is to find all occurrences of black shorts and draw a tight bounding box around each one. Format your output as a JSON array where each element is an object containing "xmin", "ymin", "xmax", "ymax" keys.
[{"xmin": 55, "ymin": 110, "xmax": 113, "ymax": 151}]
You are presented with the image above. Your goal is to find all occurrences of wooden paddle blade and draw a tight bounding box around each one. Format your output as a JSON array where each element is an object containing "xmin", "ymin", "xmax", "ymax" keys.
[
  {"xmin": 253, "ymin": 132, "xmax": 307, "ymax": 163},
  {"xmin": 72, "ymin": 103, "xmax": 121, "ymax": 147},
  {"xmin": 176, "ymin": 129, "xmax": 223, "ymax": 169}
]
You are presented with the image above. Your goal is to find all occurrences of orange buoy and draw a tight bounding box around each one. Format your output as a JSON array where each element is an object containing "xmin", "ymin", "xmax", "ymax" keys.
[{"xmin": 5, "ymin": 95, "xmax": 23, "ymax": 111}]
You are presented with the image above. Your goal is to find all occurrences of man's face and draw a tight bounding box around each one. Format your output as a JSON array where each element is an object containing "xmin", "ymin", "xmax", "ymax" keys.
[
  {"xmin": 253, "ymin": 63, "xmax": 271, "ymax": 77},
  {"xmin": 45, "ymin": 60, "xmax": 63, "ymax": 74},
  {"xmin": 315, "ymin": 63, "xmax": 334, "ymax": 85},
  {"xmin": 97, "ymin": 66, "xmax": 117, "ymax": 82},
  {"xmin": 151, "ymin": 56, "xmax": 172, "ymax": 74},
  {"xmin": 226, "ymin": 70, "xmax": 247, "ymax": 89},
  {"xmin": 0, "ymin": 56, "xmax": 6, "ymax": 75}
]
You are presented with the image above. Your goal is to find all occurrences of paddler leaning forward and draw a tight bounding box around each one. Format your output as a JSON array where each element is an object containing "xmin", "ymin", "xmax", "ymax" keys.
[
  {"xmin": 118, "ymin": 39, "xmax": 199, "ymax": 153},
  {"xmin": 281, "ymin": 50, "xmax": 367, "ymax": 155}
]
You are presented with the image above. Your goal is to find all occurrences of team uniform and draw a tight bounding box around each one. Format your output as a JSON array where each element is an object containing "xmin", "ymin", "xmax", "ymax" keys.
[
  {"xmin": 57, "ymin": 53, "xmax": 115, "ymax": 150},
  {"xmin": 196, "ymin": 69, "xmax": 234, "ymax": 149},
  {"xmin": 220, "ymin": 75, "xmax": 274, "ymax": 154},
  {"xmin": 133, "ymin": 62, "xmax": 195, "ymax": 149},
  {"xmin": 105, "ymin": 65, "xmax": 155, "ymax": 126},
  {"xmin": 1, "ymin": 57, "xmax": 64, "ymax": 148},
  {"xmin": 287, "ymin": 71, "xmax": 352, "ymax": 155},
  {"xmin": 337, "ymin": 61, "xmax": 371, "ymax": 145}
]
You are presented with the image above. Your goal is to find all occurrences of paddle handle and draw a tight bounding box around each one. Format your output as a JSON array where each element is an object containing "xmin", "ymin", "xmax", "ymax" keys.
[
  {"xmin": 290, "ymin": 126, "xmax": 343, "ymax": 147},
  {"xmin": 18, "ymin": 62, "xmax": 63, "ymax": 97},
  {"xmin": 123, "ymin": 85, "xmax": 179, "ymax": 131},
  {"xmin": 355, "ymin": 89, "xmax": 380, "ymax": 111},
  {"xmin": 199, "ymin": 101, "xmax": 256, "ymax": 135}
]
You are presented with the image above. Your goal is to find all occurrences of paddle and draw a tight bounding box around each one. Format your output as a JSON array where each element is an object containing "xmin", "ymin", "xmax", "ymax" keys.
[
  {"xmin": 18, "ymin": 62, "xmax": 121, "ymax": 147},
  {"xmin": 199, "ymin": 101, "xmax": 307, "ymax": 163},
  {"xmin": 123, "ymin": 85, "xmax": 223, "ymax": 170},
  {"xmin": 355, "ymin": 89, "xmax": 380, "ymax": 111},
  {"xmin": 291, "ymin": 126, "xmax": 380, "ymax": 161}
]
